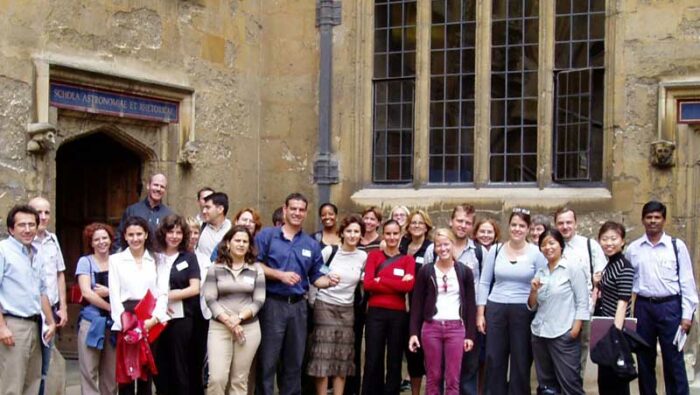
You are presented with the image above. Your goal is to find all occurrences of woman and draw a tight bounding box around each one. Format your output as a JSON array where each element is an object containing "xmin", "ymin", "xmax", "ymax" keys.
[
  {"xmin": 307, "ymin": 215, "xmax": 367, "ymax": 395},
  {"xmin": 390, "ymin": 205, "xmax": 410, "ymax": 230},
  {"xmin": 76, "ymin": 223, "xmax": 117, "ymax": 395},
  {"xmin": 204, "ymin": 225, "xmax": 265, "ymax": 395},
  {"xmin": 529, "ymin": 215, "xmax": 551, "ymax": 246},
  {"xmin": 398, "ymin": 210, "xmax": 433, "ymax": 395},
  {"xmin": 153, "ymin": 214, "xmax": 203, "ymax": 395},
  {"xmin": 476, "ymin": 209, "xmax": 546, "ymax": 395},
  {"xmin": 528, "ymin": 228, "xmax": 588, "ymax": 395},
  {"xmin": 109, "ymin": 216, "xmax": 169, "ymax": 395},
  {"xmin": 314, "ymin": 203, "xmax": 341, "ymax": 247},
  {"xmin": 362, "ymin": 220, "xmax": 415, "ymax": 395},
  {"xmin": 409, "ymin": 228, "xmax": 476, "ymax": 395},
  {"xmin": 233, "ymin": 208, "xmax": 262, "ymax": 238},
  {"xmin": 360, "ymin": 207, "xmax": 382, "ymax": 252},
  {"xmin": 593, "ymin": 221, "xmax": 634, "ymax": 395},
  {"xmin": 473, "ymin": 218, "xmax": 500, "ymax": 252}
]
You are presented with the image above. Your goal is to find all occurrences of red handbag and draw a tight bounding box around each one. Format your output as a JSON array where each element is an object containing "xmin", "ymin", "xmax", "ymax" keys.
[{"xmin": 70, "ymin": 283, "xmax": 86, "ymax": 305}]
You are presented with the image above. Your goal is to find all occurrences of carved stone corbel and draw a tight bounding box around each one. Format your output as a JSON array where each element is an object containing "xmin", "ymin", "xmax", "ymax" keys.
[
  {"xmin": 177, "ymin": 140, "xmax": 198, "ymax": 166},
  {"xmin": 26, "ymin": 122, "xmax": 57, "ymax": 154},
  {"xmin": 650, "ymin": 139, "xmax": 676, "ymax": 168}
]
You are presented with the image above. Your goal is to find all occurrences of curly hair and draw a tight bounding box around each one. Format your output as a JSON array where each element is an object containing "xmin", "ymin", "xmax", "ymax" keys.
[
  {"xmin": 155, "ymin": 214, "xmax": 191, "ymax": 253},
  {"xmin": 82, "ymin": 222, "xmax": 115, "ymax": 254},
  {"xmin": 215, "ymin": 225, "xmax": 257, "ymax": 267}
]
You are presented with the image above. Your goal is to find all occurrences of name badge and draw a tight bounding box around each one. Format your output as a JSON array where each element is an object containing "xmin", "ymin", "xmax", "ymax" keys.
[
  {"xmin": 302, "ymin": 249, "xmax": 312, "ymax": 258},
  {"xmin": 243, "ymin": 276, "xmax": 255, "ymax": 286},
  {"xmin": 415, "ymin": 257, "xmax": 425, "ymax": 264},
  {"xmin": 393, "ymin": 268, "xmax": 405, "ymax": 277},
  {"xmin": 176, "ymin": 262, "xmax": 189, "ymax": 271}
]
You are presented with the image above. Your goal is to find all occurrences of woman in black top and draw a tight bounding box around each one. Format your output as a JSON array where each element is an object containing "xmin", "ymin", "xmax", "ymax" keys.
[
  {"xmin": 593, "ymin": 221, "xmax": 634, "ymax": 395},
  {"xmin": 398, "ymin": 209, "xmax": 433, "ymax": 395},
  {"xmin": 153, "ymin": 214, "xmax": 203, "ymax": 395}
]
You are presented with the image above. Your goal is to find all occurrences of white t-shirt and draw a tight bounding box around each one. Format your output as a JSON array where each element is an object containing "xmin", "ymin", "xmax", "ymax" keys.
[
  {"xmin": 32, "ymin": 232, "xmax": 65, "ymax": 306},
  {"xmin": 196, "ymin": 219, "xmax": 232, "ymax": 257},
  {"xmin": 315, "ymin": 247, "xmax": 367, "ymax": 307},
  {"xmin": 433, "ymin": 266, "xmax": 461, "ymax": 320}
]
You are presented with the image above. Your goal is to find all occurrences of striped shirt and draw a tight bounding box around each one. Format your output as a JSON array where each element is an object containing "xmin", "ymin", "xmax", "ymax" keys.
[
  {"xmin": 203, "ymin": 262, "xmax": 266, "ymax": 321},
  {"xmin": 597, "ymin": 252, "xmax": 634, "ymax": 317}
]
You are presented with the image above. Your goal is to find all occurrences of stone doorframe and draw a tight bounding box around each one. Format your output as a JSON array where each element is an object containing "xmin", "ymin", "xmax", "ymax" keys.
[{"xmin": 658, "ymin": 78, "xmax": 700, "ymax": 381}]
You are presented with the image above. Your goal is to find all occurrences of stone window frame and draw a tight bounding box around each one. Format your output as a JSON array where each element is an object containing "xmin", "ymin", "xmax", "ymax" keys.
[{"xmin": 352, "ymin": 0, "xmax": 619, "ymax": 207}]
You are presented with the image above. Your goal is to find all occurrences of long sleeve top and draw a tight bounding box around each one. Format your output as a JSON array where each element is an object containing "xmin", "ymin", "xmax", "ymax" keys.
[
  {"xmin": 477, "ymin": 243, "xmax": 546, "ymax": 305},
  {"xmin": 597, "ymin": 251, "xmax": 634, "ymax": 317},
  {"xmin": 363, "ymin": 250, "xmax": 416, "ymax": 311},
  {"xmin": 409, "ymin": 262, "xmax": 476, "ymax": 342},
  {"xmin": 203, "ymin": 262, "xmax": 266, "ymax": 322},
  {"xmin": 108, "ymin": 249, "xmax": 169, "ymax": 331}
]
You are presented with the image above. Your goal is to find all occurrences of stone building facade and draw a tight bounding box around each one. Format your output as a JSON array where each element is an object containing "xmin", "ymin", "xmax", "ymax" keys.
[{"xmin": 1, "ymin": 0, "xmax": 699, "ymax": 380}]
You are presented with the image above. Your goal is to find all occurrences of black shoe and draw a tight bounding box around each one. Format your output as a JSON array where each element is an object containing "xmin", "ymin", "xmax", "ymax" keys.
[{"xmin": 400, "ymin": 380, "xmax": 411, "ymax": 392}]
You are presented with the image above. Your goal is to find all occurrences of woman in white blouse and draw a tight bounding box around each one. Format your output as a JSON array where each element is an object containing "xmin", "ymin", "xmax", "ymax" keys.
[{"xmin": 109, "ymin": 216, "xmax": 169, "ymax": 395}]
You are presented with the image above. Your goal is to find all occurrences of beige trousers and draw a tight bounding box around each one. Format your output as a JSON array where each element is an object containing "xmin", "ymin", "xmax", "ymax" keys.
[
  {"xmin": 77, "ymin": 319, "xmax": 117, "ymax": 395},
  {"xmin": 0, "ymin": 316, "xmax": 43, "ymax": 395},
  {"xmin": 207, "ymin": 320, "xmax": 261, "ymax": 395}
]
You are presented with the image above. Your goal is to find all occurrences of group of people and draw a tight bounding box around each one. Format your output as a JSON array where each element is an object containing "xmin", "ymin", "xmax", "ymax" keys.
[{"xmin": 0, "ymin": 172, "xmax": 697, "ymax": 395}]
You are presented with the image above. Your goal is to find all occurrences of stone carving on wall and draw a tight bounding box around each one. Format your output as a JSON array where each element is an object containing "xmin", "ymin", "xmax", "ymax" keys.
[
  {"xmin": 26, "ymin": 122, "xmax": 57, "ymax": 154},
  {"xmin": 650, "ymin": 139, "xmax": 676, "ymax": 168}
]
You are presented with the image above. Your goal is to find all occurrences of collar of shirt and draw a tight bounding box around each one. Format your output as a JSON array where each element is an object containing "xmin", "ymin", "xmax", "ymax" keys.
[
  {"xmin": 640, "ymin": 232, "xmax": 671, "ymax": 248},
  {"xmin": 32, "ymin": 231, "xmax": 58, "ymax": 247},
  {"xmin": 207, "ymin": 218, "xmax": 231, "ymax": 232},
  {"xmin": 9, "ymin": 235, "xmax": 37, "ymax": 257},
  {"xmin": 142, "ymin": 197, "xmax": 163, "ymax": 211},
  {"xmin": 276, "ymin": 226, "xmax": 303, "ymax": 242}
]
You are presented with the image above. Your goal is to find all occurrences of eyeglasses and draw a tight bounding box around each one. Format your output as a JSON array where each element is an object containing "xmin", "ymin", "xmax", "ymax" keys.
[
  {"xmin": 410, "ymin": 221, "xmax": 425, "ymax": 226},
  {"xmin": 512, "ymin": 207, "xmax": 531, "ymax": 215},
  {"xmin": 442, "ymin": 275, "xmax": 448, "ymax": 293}
]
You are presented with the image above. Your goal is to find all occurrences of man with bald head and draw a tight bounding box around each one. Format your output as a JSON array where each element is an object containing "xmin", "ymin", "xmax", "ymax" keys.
[
  {"xmin": 115, "ymin": 173, "xmax": 173, "ymax": 250},
  {"xmin": 28, "ymin": 196, "xmax": 67, "ymax": 395}
]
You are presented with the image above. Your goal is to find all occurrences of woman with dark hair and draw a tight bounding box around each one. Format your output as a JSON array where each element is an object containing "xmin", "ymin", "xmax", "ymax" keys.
[
  {"xmin": 592, "ymin": 221, "xmax": 634, "ymax": 395},
  {"xmin": 109, "ymin": 216, "xmax": 169, "ymax": 395},
  {"xmin": 76, "ymin": 222, "xmax": 117, "ymax": 395},
  {"xmin": 476, "ymin": 209, "xmax": 546, "ymax": 395},
  {"xmin": 528, "ymin": 228, "xmax": 588, "ymax": 395},
  {"xmin": 360, "ymin": 207, "xmax": 383, "ymax": 252},
  {"xmin": 314, "ymin": 203, "xmax": 341, "ymax": 247},
  {"xmin": 204, "ymin": 225, "xmax": 265, "ymax": 395},
  {"xmin": 234, "ymin": 208, "xmax": 263, "ymax": 238},
  {"xmin": 307, "ymin": 214, "xmax": 367, "ymax": 395},
  {"xmin": 153, "ymin": 214, "xmax": 203, "ymax": 395},
  {"xmin": 362, "ymin": 220, "xmax": 416, "ymax": 395},
  {"xmin": 409, "ymin": 228, "xmax": 476, "ymax": 395}
]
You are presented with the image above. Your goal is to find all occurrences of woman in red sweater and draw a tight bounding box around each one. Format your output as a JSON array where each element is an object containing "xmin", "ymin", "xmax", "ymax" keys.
[{"xmin": 361, "ymin": 220, "xmax": 416, "ymax": 395}]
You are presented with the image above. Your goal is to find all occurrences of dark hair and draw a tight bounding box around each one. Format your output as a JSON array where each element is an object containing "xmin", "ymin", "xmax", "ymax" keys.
[
  {"xmin": 82, "ymin": 222, "xmax": 115, "ymax": 254},
  {"xmin": 642, "ymin": 200, "xmax": 666, "ymax": 219},
  {"xmin": 382, "ymin": 219, "xmax": 401, "ymax": 232},
  {"xmin": 272, "ymin": 206, "xmax": 284, "ymax": 226},
  {"xmin": 473, "ymin": 217, "xmax": 501, "ymax": 246},
  {"xmin": 339, "ymin": 214, "xmax": 366, "ymax": 240},
  {"xmin": 554, "ymin": 207, "xmax": 577, "ymax": 222},
  {"xmin": 451, "ymin": 204, "xmax": 476, "ymax": 220},
  {"xmin": 204, "ymin": 192, "xmax": 229, "ymax": 216},
  {"xmin": 538, "ymin": 228, "xmax": 566, "ymax": 252},
  {"xmin": 318, "ymin": 202, "xmax": 338, "ymax": 217},
  {"xmin": 285, "ymin": 192, "xmax": 308, "ymax": 208},
  {"xmin": 509, "ymin": 210, "xmax": 532, "ymax": 227},
  {"xmin": 120, "ymin": 216, "xmax": 154, "ymax": 252},
  {"xmin": 156, "ymin": 214, "xmax": 191, "ymax": 252},
  {"xmin": 215, "ymin": 225, "xmax": 257, "ymax": 267},
  {"xmin": 197, "ymin": 187, "xmax": 215, "ymax": 200},
  {"xmin": 598, "ymin": 221, "xmax": 626, "ymax": 240},
  {"xmin": 6, "ymin": 204, "xmax": 39, "ymax": 230},
  {"xmin": 362, "ymin": 206, "xmax": 383, "ymax": 222},
  {"xmin": 234, "ymin": 207, "xmax": 263, "ymax": 235}
]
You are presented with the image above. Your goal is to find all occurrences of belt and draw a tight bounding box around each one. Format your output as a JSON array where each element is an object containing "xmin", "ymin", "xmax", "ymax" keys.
[
  {"xmin": 637, "ymin": 294, "xmax": 680, "ymax": 304},
  {"xmin": 268, "ymin": 293, "xmax": 305, "ymax": 304},
  {"xmin": 4, "ymin": 313, "xmax": 42, "ymax": 323}
]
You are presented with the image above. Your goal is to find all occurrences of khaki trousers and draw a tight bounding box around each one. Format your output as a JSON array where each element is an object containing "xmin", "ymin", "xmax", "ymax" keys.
[
  {"xmin": 0, "ymin": 316, "xmax": 43, "ymax": 395},
  {"xmin": 77, "ymin": 319, "xmax": 117, "ymax": 395},
  {"xmin": 207, "ymin": 320, "xmax": 261, "ymax": 395}
]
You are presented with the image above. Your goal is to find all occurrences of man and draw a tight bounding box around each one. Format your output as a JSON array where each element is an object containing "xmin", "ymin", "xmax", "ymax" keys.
[
  {"xmin": 424, "ymin": 204, "xmax": 481, "ymax": 395},
  {"xmin": 196, "ymin": 192, "xmax": 231, "ymax": 257},
  {"xmin": 255, "ymin": 193, "xmax": 339, "ymax": 395},
  {"xmin": 0, "ymin": 205, "xmax": 57, "ymax": 395},
  {"xmin": 554, "ymin": 207, "xmax": 603, "ymax": 377},
  {"xmin": 271, "ymin": 206, "xmax": 284, "ymax": 227},
  {"xmin": 29, "ymin": 197, "xmax": 67, "ymax": 395},
  {"xmin": 195, "ymin": 187, "xmax": 215, "ymax": 224},
  {"xmin": 626, "ymin": 201, "xmax": 698, "ymax": 395},
  {"xmin": 115, "ymin": 173, "xmax": 173, "ymax": 250}
]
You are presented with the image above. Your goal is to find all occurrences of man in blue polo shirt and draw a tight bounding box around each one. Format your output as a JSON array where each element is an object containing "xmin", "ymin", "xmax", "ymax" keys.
[
  {"xmin": 0, "ymin": 204, "xmax": 57, "ymax": 394},
  {"xmin": 255, "ymin": 192, "xmax": 340, "ymax": 395}
]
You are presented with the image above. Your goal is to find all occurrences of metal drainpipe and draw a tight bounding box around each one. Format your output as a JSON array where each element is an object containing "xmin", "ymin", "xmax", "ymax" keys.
[{"xmin": 314, "ymin": 0, "xmax": 341, "ymax": 206}]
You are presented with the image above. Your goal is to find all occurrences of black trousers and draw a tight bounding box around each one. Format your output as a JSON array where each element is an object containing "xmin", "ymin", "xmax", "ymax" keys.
[
  {"xmin": 154, "ymin": 316, "xmax": 194, "ymax": 395},
  {"xmin": 597, "ymin": 364, "xmax": 630, "ymax": 395},
  {"xmin": 345, "ymin": 293, "xmax": 367, "ymax": 395},
  {"xmin": 361, "ymin": 307, "xmax": 407, "ymax": 395},
  {"xmin": 532, "ymin": 333, "xmax": 585, "ymax": 395},
  {"xmin": 119, "ymin": 378, "xmax": 152, "ymax": 395}
]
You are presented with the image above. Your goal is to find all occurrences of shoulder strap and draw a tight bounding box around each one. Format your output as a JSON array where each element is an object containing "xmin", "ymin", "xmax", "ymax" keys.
[
  {"xmin": 672, "ymin": 238, "xmax": 682, "ymax": 298},
  {"xmin": 374, "ymin": 254, "xmax": 404, "ymax": 277},
  {"xmin": 314, "ymin": 232, "xmax": 322, "ymax": 243},
  {"xmin": 325, "ymin": 245, "xmax": 339, "ymax": 267},
  {"xmin": 474, "ymin": 242, "xmax": 484, "ymax": 272},
  {"xmin": 490, "ymin": 243, "xmax": 504, "ymax": 292},
  {"xmin": 587, "ymin": 238, "xmax": 595, "ymax": 290}
]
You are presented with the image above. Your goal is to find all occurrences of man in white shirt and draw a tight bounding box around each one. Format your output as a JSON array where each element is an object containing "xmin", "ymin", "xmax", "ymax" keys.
[
  {"xmin": 626, "ymin": 200, "xmax": 698, "ymax": 395},
  {"xmin": 196, "ymin": 192, "xmax": 232, "ymax": 257},
  {"xmin": 29, "ymin": 197, "xmax": 67, "ymax": 395},
  {"xmin": 554, "ymin": 207, "xmax": 605, "ymax": 379}
]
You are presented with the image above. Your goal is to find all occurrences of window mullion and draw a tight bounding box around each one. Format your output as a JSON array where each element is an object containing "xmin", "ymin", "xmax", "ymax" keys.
[
  {"xmin": 538, "ymin": 0, "xmax": 555, "ymax": 188},
  {"xmin": 473, "ymin": 0, "xmax": 492, "ymax": 187},
  {"xmin": 413, "ymin": 0, "xmax": 432, "ymax": 187}
]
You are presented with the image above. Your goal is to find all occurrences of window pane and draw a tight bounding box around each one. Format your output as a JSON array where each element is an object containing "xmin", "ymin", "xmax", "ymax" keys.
[
  {"xmin": 429, "ymin": 0, "xmax": 476, "ymax": 183},
  {"xmin": 372, "ymin": 79, "xmax": 415, "ymax": 183},
  {"xmin": 490, "ymin": 0, "xmax": 539, "ymax": 182}
]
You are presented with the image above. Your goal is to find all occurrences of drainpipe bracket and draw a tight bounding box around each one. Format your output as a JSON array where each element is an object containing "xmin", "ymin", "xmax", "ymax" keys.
[
  {"xmin": 314, "ymin": 153, "xmax": 340, "ymax": 185},
  {"xmin": 316, "ymin": 0, "xmax": 341, "ymax": 27}
]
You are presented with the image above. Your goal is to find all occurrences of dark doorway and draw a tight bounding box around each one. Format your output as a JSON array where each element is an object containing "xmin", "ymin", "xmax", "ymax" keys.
[{"xmin": 55, "ymin": 131, "xmax": 143, "ymax": 356}]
